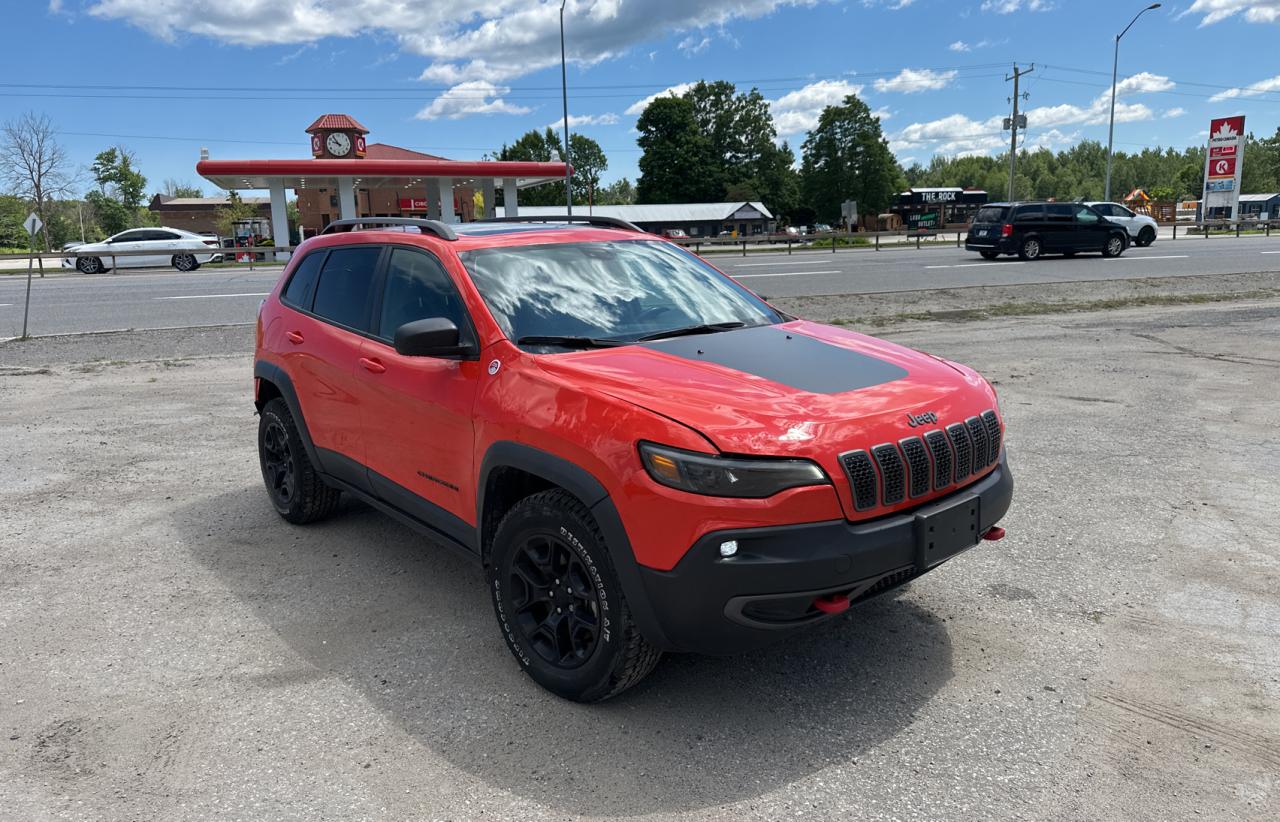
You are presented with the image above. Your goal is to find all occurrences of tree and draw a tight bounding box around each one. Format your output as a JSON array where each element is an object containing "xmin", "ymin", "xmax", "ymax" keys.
[
  {"xmin": 85, "ymin": 146, "xmax": 148, "ymax": 236},
  {"xmin": 568, "ymin": 133, "xmax": 607, "ymax": 205},
  {"xmin": 636, "ymin": 96, "xmax": 722, "ymax": 204},
  {"xmin": 161, "ymin": 178, "xmax": 203, "ymax": 198},
  {"xmin": 0, "ymin": 112, "xmax": 75, "ymax": 252},
  {"xmin": 800, "ymin": 94, "xmax": 903, "ymax": 223},
  {"xmin": 596, "ymin": 178, "xmax": 637, "ymax": 206},
  {"xmin": 684, "ymin": 81, "xmax": 776, "ymax": 185},
  {"xmin": 494, "ymin": 128, "xmax": 568, "ymax": 207},
  {"xmin": 214, "ymin": 191, "xmax": 258, "ymax": 238}
]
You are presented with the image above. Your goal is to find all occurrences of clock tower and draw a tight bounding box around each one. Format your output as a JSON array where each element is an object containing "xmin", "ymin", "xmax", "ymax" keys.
[{"xmin": 305, "ymin": 113, "xmax": 368, "ymax": 159}]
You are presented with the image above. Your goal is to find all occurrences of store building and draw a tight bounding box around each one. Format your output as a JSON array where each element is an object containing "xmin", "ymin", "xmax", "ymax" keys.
[
  {"xmin": 1238, "ymin": 193, "xmax": 1280, "ymax": 220},
  {"xmin": 147, "ymin": 195, "xmax": 272, "ymax": 235},
  {"xmin": 891, "ymin": 187, "xmax": 989, "ymax": 229},
  {"xmin": 195, "ymin": 114, "xmax": 569, "ymax": 255},
  {"xmin": 517, "ymin": 202, "xmax": 775, "ymax": 237}
]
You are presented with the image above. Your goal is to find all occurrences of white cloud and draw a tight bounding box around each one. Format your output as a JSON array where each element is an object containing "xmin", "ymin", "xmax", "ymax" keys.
[
  {"xmin": 1208, "ymin": 73, "xmax": 1280, "ymax": 102},
  {"xmin": 1183, "ymin": 0, "xmax": 1280, "ymax": 26},
  {"xmin": 86, "ymin": 0, "xmax": 817, "ymax": 120},
  {"xmin": 415, "ymin": 81, "xmax": 531, "ymax": 120},
  {"xmin": 769, "ymin": 79, "xmax": 864, "ymax": 136},
  {"xmin": 948, "ymin": 40, "xmax": 970, "ymax": 51},
  {"xmin": 677, "ymin": 35, "xmax": 711, "ymax": 55},
  {"xmin": 873, "ymin": 68, "xmax": 958, "ymax": 94},
  {"xmin": 981, "ymin": 0, "xmax": 1052, "ymax": 12},
  {"xmin": 1163, "ymin": 107, "xmax": 1187, "ymax": 118},
  {"xmin": 871, "ymin": 106, "xmax": 893, "ymax": 120},
  {"xmin": 545, "ymin": 112, "xmax": 620, "ymax": 130},
  {"xmin": 624, "ymin": 82, "xmax": 696, "ymax": 116}
]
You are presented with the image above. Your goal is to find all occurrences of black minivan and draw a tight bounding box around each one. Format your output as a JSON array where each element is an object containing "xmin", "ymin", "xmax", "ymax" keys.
[{"xmin": 965, "ymin": 201, "xmax": 1129, "ymax": 261}]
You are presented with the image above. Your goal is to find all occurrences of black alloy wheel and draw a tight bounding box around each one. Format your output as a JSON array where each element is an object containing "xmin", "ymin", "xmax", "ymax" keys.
[
  {"xmin": 256, "ymin": 397, "xmax": 341, "ymax": 523},
  {"xmin": 260, "ymin": 416, "xmax": 296, "ymax": 509},
  {"xmin": 506, "ymin": 533, "xmax": 602, "ymax": 668}
]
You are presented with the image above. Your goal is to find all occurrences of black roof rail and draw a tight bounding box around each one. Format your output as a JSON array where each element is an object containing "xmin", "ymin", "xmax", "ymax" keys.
[
  {"xmin": 475, "ymin": 215, "xmax": 644, "ymax": 233},
  {"xmin": 320, "ymin": 217, "xmax": 457, "ymax": 241}
]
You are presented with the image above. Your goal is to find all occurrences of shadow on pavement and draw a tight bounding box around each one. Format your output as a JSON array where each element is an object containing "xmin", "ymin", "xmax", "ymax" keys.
[{"xmin": 179, "ymin": 486, "xmax": 953, "ymax": 817}]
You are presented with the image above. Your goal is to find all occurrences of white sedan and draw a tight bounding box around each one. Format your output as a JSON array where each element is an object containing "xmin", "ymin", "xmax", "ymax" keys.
[
  {"xmin": 62, "ymin": 227, "xmax": 221, "ymax": 274},
  {"xmin": 1084, "ymin": 202, "xmax": 1159, "ymax": 247}
]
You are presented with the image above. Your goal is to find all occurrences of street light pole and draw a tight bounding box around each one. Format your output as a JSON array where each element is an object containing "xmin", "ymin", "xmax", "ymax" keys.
[
  {"xmin": 560, "ymin": 0, "xmax": 573, "ymax": 216},
  {"xmin": 1105, "ymin": 2, "xmax": 1161, "ymax": 202}
]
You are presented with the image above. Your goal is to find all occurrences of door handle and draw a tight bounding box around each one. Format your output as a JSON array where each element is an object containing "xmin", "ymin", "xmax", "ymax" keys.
[
  {"xmin": 286, "ymin": 331, "xmax": 304, "ymax": 345},
  {"xmin": 359, "ymin": 357, "xmax": 386, "ymax": 374}
]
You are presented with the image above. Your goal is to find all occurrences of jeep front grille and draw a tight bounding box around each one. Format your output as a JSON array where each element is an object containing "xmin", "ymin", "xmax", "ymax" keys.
[{"xmin": 840, "ymin": 409, "xmax": 1002, "ymax": 512}]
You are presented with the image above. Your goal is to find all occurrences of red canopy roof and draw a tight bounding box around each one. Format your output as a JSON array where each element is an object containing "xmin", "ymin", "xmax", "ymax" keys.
[
  {"xmin": 305, "ymin": 114, "xmax": 369, "ymax": 134},
  {"xmin": 196, "ymin": 158, "xmax": 570, "ymax": 190}
]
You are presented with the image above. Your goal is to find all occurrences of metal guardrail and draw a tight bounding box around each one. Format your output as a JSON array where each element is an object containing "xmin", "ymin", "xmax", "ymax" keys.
[{"xmin": 0, "ymin": 245, "xmax": 298, "ymax": 264}]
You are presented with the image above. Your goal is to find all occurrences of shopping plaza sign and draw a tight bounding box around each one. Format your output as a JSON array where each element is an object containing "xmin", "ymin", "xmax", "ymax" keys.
[{"xmin": 1202, "ymin": 116, "xmax": 1245, "ymax": 216}]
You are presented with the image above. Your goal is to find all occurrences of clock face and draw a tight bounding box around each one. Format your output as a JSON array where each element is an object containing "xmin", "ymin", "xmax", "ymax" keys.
[{"xmin": 326, "ymin": 132, "xmax": 352, "ymax": 157}]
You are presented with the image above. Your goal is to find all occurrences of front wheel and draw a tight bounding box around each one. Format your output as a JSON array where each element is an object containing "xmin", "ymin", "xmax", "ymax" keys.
[
  {"xmin": 172, "ymin": 253, "xmax": 200, "ymax": 272},
  {"xmin": 488, "ymin": 489, "xmax": 661, "ymax": 702},
  {"xmin": 1135, "ymin": 227, "xmax": 1156, "ymax": 247},
  {"xmin": 76, "ymin": 256, "xmax": 104, "ymax": 274},
  {"xmin": 1017, "ymin": 237, "xmax": 1042, "ymax": 261},
  {"xmin": 1102, "ymin": 234, "xmax": 1126, "ymax": 258}
]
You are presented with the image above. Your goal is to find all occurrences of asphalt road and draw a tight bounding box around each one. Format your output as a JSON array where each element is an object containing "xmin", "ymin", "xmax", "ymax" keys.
[
  {"xmin": 3, "ymin": 234, "xmax": 1280, "ymax": 336},
  {"xmin": 2, "ymin": 298, "xmax": 1276, "ymax": 820}
]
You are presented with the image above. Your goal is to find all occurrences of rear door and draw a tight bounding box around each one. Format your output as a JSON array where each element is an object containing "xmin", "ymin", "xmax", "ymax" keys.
[
  {"xmin": 355, "ymin": 246, "xmax": 483, "ymax": 536},
  {"xmin": 145, "ymin": 229, "xmax": 184, "ymax": 266},
  {"xmin": 1042, "ymin": 204, "xmax": 1076, "ymax": 252},
  {"xmin": 1011, "ymin": 204, "xmax": 1045, "ymax": 249},
  {"xmin": 278, "ymin": 244, "xmax": 384, "ymax": 488}
]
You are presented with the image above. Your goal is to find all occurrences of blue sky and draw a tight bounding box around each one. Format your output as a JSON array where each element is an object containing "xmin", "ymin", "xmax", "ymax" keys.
[{"xmin": 4, "ymin": 1, "xmax": 1280, "ymax": 195}]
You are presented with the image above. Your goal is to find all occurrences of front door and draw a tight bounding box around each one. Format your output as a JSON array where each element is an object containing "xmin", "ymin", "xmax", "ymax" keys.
[
  {"xmin": 354, "ymin": 246, "xmax": 482, "ymax": 538},
  {"xmin": 1073, "ymin": 205, "xmax": 1108, "ymax": 252}
]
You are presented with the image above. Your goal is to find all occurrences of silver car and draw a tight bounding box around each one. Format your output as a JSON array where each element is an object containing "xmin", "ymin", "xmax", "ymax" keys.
[
  {"xmin": 1084, "ymin": 202, "xmax": 1159, "ymax": 247},
  {"xmin": 62, "ymin": 227, "xmax": 221, "ymax": 274}
]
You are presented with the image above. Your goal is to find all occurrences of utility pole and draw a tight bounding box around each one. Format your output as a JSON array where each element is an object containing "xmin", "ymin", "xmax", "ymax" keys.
[
  {"xmin": 1005, "ymin": 63, "xmax": 1033, "ymax": 201},
  {"xmin": 559, "ymin": 0, "xmax": 573, "ymax": 217}
]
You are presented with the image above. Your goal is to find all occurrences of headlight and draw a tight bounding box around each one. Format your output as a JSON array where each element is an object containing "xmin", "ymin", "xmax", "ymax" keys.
[{"xmin": 638, "ymin": 442, "xmax": 828, "ymax": 498}]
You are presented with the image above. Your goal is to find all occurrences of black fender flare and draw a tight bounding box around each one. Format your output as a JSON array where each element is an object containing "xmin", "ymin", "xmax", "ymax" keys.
[
  {"xmin": 476, "ymin": 441, "xmax": 673, "ymax": 650},
  {"xmin": 253, "ymin": 360, "xmax": 323, "ymax": 472}
]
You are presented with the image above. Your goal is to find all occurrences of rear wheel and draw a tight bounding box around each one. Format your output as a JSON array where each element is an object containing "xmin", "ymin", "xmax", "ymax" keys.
[
  {"xmin": 257, "ymin": 397, "xmax": 341, "ymax": 524},
  {"xmin": 488, "ymin": 489, "xmax": 661, "ymax": 702},
  {"xmin": 76, "ymin": 256, "xmax": 104, "ymax": 274},
  {"xmin": 979, "ymin": 250, "xmax": 999, "ymax": 260},
  {"xmin": 1017, "ymin": 237, "xmax": 1042, "ymax": 261},
  {"xmin": 172, "ymin": 253, "xmax": 200, "ymax": 272},
  {"xmin": 1102, "ymin": 233, "xmax": 1126, "ymax": 258},
  {"xmin": 1136, "ymin": 226, "xmax": 1156, "ymax": 247}
]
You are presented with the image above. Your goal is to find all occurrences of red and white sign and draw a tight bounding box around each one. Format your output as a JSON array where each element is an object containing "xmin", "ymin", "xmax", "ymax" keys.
[
  {"xmin": 1202, "ymin": 115, "xmax": 1245, "ymax": 219},
  {"xmin": 399, "ymin": 197, "xmax": 428, "ymax": 211},
  {"xmin": 355, "ymin": 135, "xmax": 367, "ymax": 156}
]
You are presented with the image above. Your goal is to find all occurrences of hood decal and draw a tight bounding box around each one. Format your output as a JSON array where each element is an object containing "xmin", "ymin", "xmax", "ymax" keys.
[{"xmin": 642, "ymin": 325, "xmax": 908, "ymax": 395}]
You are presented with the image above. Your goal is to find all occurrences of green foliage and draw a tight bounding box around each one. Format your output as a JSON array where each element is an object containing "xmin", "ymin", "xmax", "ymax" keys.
[
  {"xmin": 800, "ymin": 93, "xmax": 903, "ymax": 222},
  {"xmin": 636, "ymin": 96, "xmax": 723, "ymax": 204},
  {"xmin": 214, "ymin": 191, "xmax": 258, "ymax": 238},
  {"xmin": 596, "ymin": 177, "xmax": 637, "ymax": 206},
  {"xmin": 492, "ymin": 128, "xmax": 609, "ymax": 207},
  {"xmin": 0, "ymin": 194, "xmax": 28, "ymax": 248},
  {"xmin": 568, "ymin": 133, "xmax": 607, "ymax": 204},
  {"xmin": 161, "ymin": 178, "xmax": 204, "ymax": 198},
  {"xmin": 88, "ymin": 146, "xmax": 149, "ymax": 235}
]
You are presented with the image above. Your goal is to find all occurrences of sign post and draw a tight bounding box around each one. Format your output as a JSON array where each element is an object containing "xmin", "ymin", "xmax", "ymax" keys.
[
  {"xmin": 1203, "ymin": 116, "xmax": 1245, "ymax": 225},
  {"xmin": 20, "ymin": 212, "xmax": 43, "ymax": 339}
]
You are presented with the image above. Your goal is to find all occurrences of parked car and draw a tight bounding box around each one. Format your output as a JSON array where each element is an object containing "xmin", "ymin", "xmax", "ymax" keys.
[
  {"xmin": 253, "ymin": 215, "xmax": 1013, "ymax": 702},
  {"xmin": 965, "ymin": 201, "xmax": 1129, "ymax": 260},
  {"xmin": 768, "ymin": 226, "xmax": 802, "ymax": 243},
  {"xmin": 813, "ymin": 223, "xmax": 834, "ymax": 233},
  {"xmin": 1084, "ymin": 202, "xmax": 1159, "ymax": 247},
  {"xmin": 61, "ymin": 227, "xmax": 221, "ymax": 274},
  {"xmin": 661, "ymin": 228, "xmax": 688, "ymax": 239}
]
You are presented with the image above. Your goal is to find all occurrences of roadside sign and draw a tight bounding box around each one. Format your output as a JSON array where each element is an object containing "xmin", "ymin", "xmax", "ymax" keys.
[
  {"xmin": 23, "ymin": 212, "xmax": 42, "ymax": 236},
  {"xmin": 1202, "ymin": 116, "xmax": 1245, "ymax": 220}
]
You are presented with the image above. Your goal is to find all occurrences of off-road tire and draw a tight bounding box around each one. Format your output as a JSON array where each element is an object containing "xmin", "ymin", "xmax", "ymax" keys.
[
  {"xmin": 979, "ymin": 250, "xmax": 999, "ymax": 260},
  {"xmin": 76, "ymin": 256, "xmax": 104, "ymax": 274},
  {"xmin": 488, "ymin": 488, "xmax": 661, "ymax": 702},
  {"xmin": 1136, "ymin": 227, "xmax": 1156, "ymax": 248},
  {"xmin": 1017, "ymin": 237, "xmax": 1042, "ymax": 261},
  {"xmin": 257, "ymin": 397, "xmax": 341, "ymax": 524},
  {"xmin": 172, "ymin": 253, "xmax": 200, "ymax": 272},
  {"xmin": 1102, "ymin": 233, "xmax": 1126, "ymax": 258}
]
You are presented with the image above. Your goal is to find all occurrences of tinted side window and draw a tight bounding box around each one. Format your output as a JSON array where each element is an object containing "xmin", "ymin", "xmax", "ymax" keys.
[
  {"xmin": 153, "ymin": 231, "xmax": 182, "ymax": 240},
  {"xmin": 113, "ymin": 230, "xmax": 148, "ymax": 242},
  {"xmin": 281, "ymin": 251, "xmax": 326, "ymax": 310},
  {"xmin": 377, "ymin": 248, "xmax": 470, "ymax": 340},
  {"xmin": 1013, "ymin": 206, "xmax": 1044, "ymax": 222},
  {"xmin": 1075, "ymin": 207, "xmax": 1100, "ymax": 224},
  {"xmin": 312, "ymin": 247, "xmax": 381, "ymax": 331},
  {"xmin": 1045, "ymin": 204, "xmax": 1074, "ymax": 222},
  {"xmin": 1093, "ymin": 204, "xmax": 1116, "ymax": 217}
]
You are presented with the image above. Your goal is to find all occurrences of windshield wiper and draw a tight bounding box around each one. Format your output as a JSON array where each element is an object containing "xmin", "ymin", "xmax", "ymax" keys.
[
  {"xmin": 635, "ymin": 321, "xmax": 747, "ymax": 342},
  {"xmin": 516, "ymin": 335, "xmax": 628, "ymax": 350}
]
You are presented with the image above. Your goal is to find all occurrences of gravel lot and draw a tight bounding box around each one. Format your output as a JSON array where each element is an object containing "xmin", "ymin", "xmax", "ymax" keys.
[{"xmin": 1, "ymin": 292, "xmax": 1277, "ymax": 820}]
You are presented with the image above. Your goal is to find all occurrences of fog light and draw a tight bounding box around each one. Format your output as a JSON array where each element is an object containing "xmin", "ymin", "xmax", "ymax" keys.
[{"xmin": 719, "ymin": 540, "xmax": 738, "ymax": 558}]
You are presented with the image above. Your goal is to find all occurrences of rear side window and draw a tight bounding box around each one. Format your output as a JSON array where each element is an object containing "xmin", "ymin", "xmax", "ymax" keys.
[
  {"xmin": 281, "ymin": 251, "xmax": 325, "ymax": 310},
  {"xmin": 1075, "ymin": 207, "xmax": 1100, "ymax": 224},
  {"xmin": 974, "ymin": 206, "xmax": 1008, "ymax": 223},
  {"xmin": 1013, "ymin": 205, "xmax": 1044, "ymax": 222},
  {"xmin": 311, "ymin": 247, "xmax": 381, "ymax": 331},
  {"xmin": 1045, "ymin": 204, "xmax": 1074, "ymax": 222},
  {"xmin": 377, "ymin": 248, "xmax": 470, "ymax": 341}
]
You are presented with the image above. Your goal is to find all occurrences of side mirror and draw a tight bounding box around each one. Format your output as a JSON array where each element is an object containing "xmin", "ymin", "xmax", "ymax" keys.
[{"xmin": 393, "ymin": 317, "xmax": 473, "ymax": 358}]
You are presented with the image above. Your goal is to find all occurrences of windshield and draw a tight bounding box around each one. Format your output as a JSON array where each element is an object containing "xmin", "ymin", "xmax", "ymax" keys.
[{"xmin": 459, "ymin": 240, "xmax": 782, "ymax": 348}]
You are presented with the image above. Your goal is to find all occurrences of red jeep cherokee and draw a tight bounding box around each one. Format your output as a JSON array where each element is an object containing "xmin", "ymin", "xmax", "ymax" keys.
[{"xmin": 254, "ymin": 216, "xmax": 1012, "ymax": 702}]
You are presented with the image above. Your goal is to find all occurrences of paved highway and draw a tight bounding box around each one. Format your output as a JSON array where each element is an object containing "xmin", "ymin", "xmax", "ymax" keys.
[{"xmin": 3, "ymin": 235, "xmax": 1279, "ymax": 337}]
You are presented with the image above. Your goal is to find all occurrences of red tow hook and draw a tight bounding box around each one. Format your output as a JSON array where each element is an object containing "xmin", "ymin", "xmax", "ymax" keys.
[
  {"xmin": 983, "ymin": 526, "xmax": 1006, "ymax": 541},
  {"xmin": 813, "ymin": 593, "xmax": 850, "ymax": 615}
]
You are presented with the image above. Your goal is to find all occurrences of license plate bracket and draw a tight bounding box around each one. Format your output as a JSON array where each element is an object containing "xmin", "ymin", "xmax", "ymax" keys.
[{"xmin": 913, "ymin": 494, "xmax": 981, "ymax": 569}]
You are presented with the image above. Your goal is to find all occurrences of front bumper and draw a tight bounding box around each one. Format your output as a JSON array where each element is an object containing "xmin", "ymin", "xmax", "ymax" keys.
[{"xmin": 637, "ymin": 452, "xmax": 1013, "ymax": 654}]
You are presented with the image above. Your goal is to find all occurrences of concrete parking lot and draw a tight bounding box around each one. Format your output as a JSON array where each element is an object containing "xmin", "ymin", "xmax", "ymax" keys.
[{"xmin": 1, "ymin": 290, "xmax": 1278, "ymax": 820}]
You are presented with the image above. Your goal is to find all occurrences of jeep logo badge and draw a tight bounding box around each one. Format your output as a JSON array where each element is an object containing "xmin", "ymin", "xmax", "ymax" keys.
[{"xmin": 906, "ymin": 411, "xmax": 938, "ymax": 428}]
